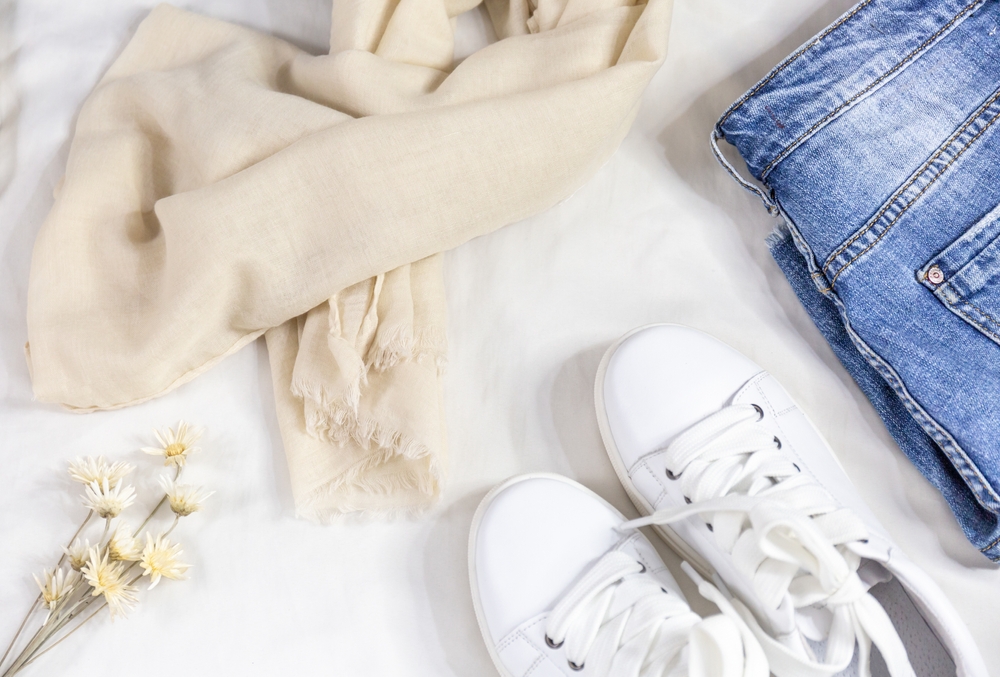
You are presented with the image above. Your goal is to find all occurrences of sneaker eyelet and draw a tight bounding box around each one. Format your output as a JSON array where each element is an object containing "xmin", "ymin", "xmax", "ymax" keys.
[
  {"xmin": 752, "ymin": 403, "xmax": 764, "ymax": 421},
  {"xmin": 706, "ymin": 523, "xmax": 714, "ymax": 532},
  {"xmin": 637, "ymin": 562, "xmax": 646, "ymax": 573},
  {"xmin": 545, "ymin": 635, "xmax": 563, "ymax": 649},
  {"xmin": 568, "ymin": 660, "xmax": 585, "ymax": 671},
  {"xmin": 684, "ymin": 496, "xmax": 692, "ymax": 504},
  {"xmin": 665, "ymin": 467, "xmax": 681, "ymax": 480},
  {"xmin": 773, "ymin": 436, "xmax": 782, "ymax": 449},
  {"xmin": 792, "ymin": 462, "xmax": 800, "ymax": 472}
]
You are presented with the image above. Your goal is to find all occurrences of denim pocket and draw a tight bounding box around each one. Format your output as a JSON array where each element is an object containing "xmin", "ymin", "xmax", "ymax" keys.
[{"xmin": 919, "ymin": 202, "xmax": 1000, "ymax": 346}]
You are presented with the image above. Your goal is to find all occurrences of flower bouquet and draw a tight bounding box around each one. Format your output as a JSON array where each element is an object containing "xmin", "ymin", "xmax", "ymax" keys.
[{"xmin": 0, "ymin": 422, "xmax": 212, "ymax": 676}]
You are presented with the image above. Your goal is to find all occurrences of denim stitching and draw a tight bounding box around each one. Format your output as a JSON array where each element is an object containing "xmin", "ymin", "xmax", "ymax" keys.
[
  {"xmin": 716, "ymin": 0, "xmax": 875, "ymax": 129},
  {"xmin": 981, "ymin": 530, "xmax": 1000, "ymax": 555},
  {"xmin": 939, "ymin": 288, "xmax": 1000, "ymax": 344},
  {"xmin": 759, "ymin": 0, "xmax": 984, "ymax": 180},
  {"xmin": 822, "ymin": 86, "xmax": 1000, "ymax": 279},
  {"xmin": 821, "ymin": 101, "xmax": 1000, "ymax": 291},
  {"xmin": 822, "ymin": 91, "xmax": 999, "ymax": 273},
  {"xmin": 954, "ymin": 305, "xmax": 1000, "ymax": 343},
  {"xmin": 776, "ymin": 201, "xmax": 1000, "ymax": 513},
  {"xmin": 840, "ymin": 307, "xmax": 1000, "ymax": 510},
  {"xmin": 710, "ymin": 128, "xmax": 779, "ymax": 213},
  {"xmin": 769, "ymin": 201, "xmax": 834, "ymax": 301},
  {"xmin": 852, "ymin": 331, "xmax": 997, "ymax": 502},
  {"xmin": 964, "ymin": 298, "xmax": 1000, "ymax": 333}
]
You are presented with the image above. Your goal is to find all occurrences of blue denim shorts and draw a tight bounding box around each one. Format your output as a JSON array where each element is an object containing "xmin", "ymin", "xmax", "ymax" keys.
[{"xmin": 713, "ymin": 0, "xmax": 1000, "ymax": 560}]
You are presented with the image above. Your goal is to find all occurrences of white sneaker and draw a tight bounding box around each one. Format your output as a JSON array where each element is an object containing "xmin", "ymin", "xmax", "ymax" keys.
[
  {"xmin": 594, "ymin": 324, "xmax": 988, "ymax": 677},
  {"xmin": 469, "ymin": 473, "xmax": 768, "ymax": 677}
]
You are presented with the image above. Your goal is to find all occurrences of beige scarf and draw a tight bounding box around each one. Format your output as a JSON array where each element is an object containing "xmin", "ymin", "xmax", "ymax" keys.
[{"xmin": 25, "ymin": 0, "xmax": 673, "ymax": 519}]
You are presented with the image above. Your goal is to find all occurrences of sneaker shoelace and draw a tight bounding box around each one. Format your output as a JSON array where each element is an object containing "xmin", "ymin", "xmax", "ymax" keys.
[
  {"xmin": 618, "ymin": 403, "xmax": 915, "ymax": 677},
  {"xmin": 543, "ymin": 549, "xmax": 767, "ymax": 677}
]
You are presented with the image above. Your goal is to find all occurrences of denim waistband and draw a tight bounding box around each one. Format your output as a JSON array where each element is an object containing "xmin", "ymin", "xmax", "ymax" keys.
[{"xmin": 716, "ymin": 0, "xmax": 987, "ymax": 181}]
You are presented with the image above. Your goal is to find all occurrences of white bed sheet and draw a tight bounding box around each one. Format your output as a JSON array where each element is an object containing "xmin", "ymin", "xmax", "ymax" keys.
[{"xmin": 1, "ymin": 1, "xmax": 997, "ymax": 675}]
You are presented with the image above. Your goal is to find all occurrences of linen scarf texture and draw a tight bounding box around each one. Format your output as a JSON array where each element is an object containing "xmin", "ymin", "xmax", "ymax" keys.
[{"xmin": 25, "ymin": 0, "xmax": 673, "ymax": 519}]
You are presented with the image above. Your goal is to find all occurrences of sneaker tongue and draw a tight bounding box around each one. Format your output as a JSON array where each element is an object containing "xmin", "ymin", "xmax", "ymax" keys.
[{"xmin": 857, "ymin": 558, "xmax": 893, "ymax": 588}]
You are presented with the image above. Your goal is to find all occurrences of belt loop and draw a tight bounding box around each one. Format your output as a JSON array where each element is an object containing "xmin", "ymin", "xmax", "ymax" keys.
[{"xmin": 710, "ymin": 127, "xmax": 779, "ymax": 217}]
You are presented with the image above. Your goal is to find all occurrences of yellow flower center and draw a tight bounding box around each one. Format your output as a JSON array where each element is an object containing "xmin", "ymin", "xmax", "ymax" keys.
[{"xmin": 165, "ymin": 442, "xmax": 186, "ymax": 457}]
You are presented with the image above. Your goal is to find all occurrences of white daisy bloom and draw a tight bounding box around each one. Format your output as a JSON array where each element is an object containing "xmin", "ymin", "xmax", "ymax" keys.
[
  {"xmin": 63, "ymin": 538, "xmax": 92, "ymax": 572},
  {"xmin": 33, "ymin": 567, "xmax": 80, "ymax": 618},
  {"xmin": 68, "ymin": 456, "xmax": 135, "ymax": 487},
  {"xmin": 160, "ymin": 476, "xmax": 214, "ymax": 517},
  {"xmin": 107, "ymin": 522, "xmax": 143, "ymax": 562},
  {"xmin": 142, "ymin": 421, "xmax": 203, "ymax": 468},
  {"xmin": 140, "ymin": 534, "xmax": 191, "ymax": 589},
  {"xmin": 82, "ymin": 478, "xmax": 136, "ymax": 519},
  {"xmin": 81, "ymin": 548, "xmax": 138, "ymax": 619}
]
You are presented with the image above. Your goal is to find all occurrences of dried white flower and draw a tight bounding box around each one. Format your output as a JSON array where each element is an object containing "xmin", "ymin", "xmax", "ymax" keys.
[
  {"xmin": 68, "ymin": 456, "xmax": 135, "ymax": 487},
  {"xmin": 142, "ymin": 421, "xmax": 202, "ymax": 468},
  {"xmin": 107, "ymin": 523, "xmax": 142, "ymax": 562},
  {"xmin": 82, "ymin": 478, "xmax": 136, "ymax": 519},
  {"xmin": 159, "ymin": 476, "xmax": 214, "ymax": 517},
  {"xmin": 140, "ymin": 534, "xmax": 190, "ymax": 590},
  {"xmin": 33, "ymin": 567, "xmax": 80, "ymax": 616},
  {"xmin": 81, "ymin": 548, "xmax": 137, "ymax": 619},
  {"xmin": 63, "ymin": 538, "xmax": 92, "ymax": 571}
]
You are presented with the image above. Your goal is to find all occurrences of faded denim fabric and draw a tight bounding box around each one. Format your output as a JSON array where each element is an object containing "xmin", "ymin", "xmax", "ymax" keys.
[{"xmin": 714, "ymin": 0, "xmax": 1000, "ymax": 560}]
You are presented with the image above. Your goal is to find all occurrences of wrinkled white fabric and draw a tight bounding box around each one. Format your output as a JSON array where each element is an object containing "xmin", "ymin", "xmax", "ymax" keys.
[
  {"xmin": 621, "ymin": 404, "xmax": 915, "ymax": 677},
  {"xmin": 24, "ymin": 0, "xmax": 674, "ymax": 518},
  {"xmin": 545, "ymin": 549, "xmax": 767, "ymax": 677}
]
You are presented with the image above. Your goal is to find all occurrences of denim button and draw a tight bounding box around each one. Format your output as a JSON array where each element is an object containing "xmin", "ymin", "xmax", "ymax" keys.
[{"xmin": 926, "ymin": 265, "xmax": 945, "ymax": 285}]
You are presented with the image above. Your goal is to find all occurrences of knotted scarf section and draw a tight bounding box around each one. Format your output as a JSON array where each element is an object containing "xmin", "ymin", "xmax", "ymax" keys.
[{"xmin": 25, "ymin": 0, "xmax": 673, "ymax": 519}]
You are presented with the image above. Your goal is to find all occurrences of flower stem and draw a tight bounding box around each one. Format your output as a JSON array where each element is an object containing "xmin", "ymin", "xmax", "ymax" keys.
[
  {"xmin": 99, "ymin": 517, "xmax": 112, "ymax": 548},
  {"xmin": 0, "ymin": 598, "xmax": 39, "ymax": 674},
  {"xmin": 17, "ymin": 601, "xmax": 108, "ymax": 672},
  {"xmin": 0, "ymin": 510, "xmax": 93, "ymax": 671},
  {"xmin": 56, "ymin": 511, "xmax": 93, "ymax": 568},
  {"xmin": 49, "ymin": 592, "xmax": 92, "ymax": 627},
  {"xmin": 1, "ymin": 625, "xmax": 46, "ymax": 677},
  {"xmin": 7, "ymin": 587, "xmax": 102, "ymax": 675},
  {"xmin": 135, "ymin": 496, "xmax": 166, "ymax": 535},
  {"xmin": 134, "ymin": 465, "xmax": 181, "ymax": 537}
]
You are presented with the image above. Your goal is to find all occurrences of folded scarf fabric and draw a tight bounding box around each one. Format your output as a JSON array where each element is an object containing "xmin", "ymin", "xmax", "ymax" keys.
[{"xmin": 25, "ymin": 0, "xmax": 673, "ymax": 519}]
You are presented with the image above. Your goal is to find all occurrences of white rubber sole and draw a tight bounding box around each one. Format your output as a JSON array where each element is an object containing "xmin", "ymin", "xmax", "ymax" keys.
[
  {"xmin": 467, "ymin": 473, "xmax": 633, "ymax": 677},
  {"xmin": 593, "ymin": 323, "xmax": 715, "ymax": 581}
]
